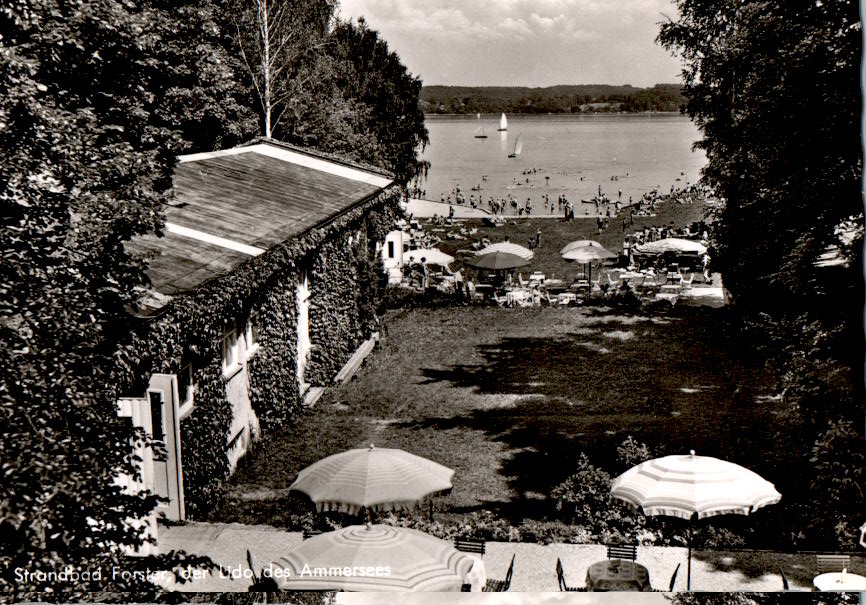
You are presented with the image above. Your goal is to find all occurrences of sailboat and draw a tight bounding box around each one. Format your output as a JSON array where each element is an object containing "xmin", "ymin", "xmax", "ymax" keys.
[
  {"xmin": 497, "ymin": 113, "xmax": 508, "ymax": 131},
  {"xmin": 474, "ymin": 126, "xmax": 488, "ymax": 139},
  {"xmin": 507, "ymin": 134, "xmax": 522, "ymax": 158}
]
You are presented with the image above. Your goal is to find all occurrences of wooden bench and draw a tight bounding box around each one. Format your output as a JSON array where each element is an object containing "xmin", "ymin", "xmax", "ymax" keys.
[
  {"xmin": 454, "ymin": 537, "xmax": 486, "ymax": 557},
  {"xmin": 333, "ymin": 333, "xmax": 379, "ymax": 384},
  {"xmin": 816, "ymin": 554, "xmax": 851, "ymax": 574},
  {"xmin": 607, "ymin": 543, "xmax": 638, "ymax": 561},
  {"xmin": 483, "ymin": 554, "xmax": 515, "ymax": 592}
]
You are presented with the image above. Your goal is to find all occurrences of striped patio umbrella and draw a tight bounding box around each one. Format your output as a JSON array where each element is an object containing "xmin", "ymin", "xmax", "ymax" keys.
[
  {"xmin": 634, "ymin": 237, "xmax": 707, "ymax": 255},
  {"xmin": 274, "ymin": 524, "xmax": 473, "ymax": 591},
  {"xmin": 611, "ymin": 451, "xmax": 780, "ymax": 589},
  {"xmin": 289, "ymin": 445, "xmax": 454, "ymax": 514},
  {"xmin": 404, "ymin": 248, "xmax": 455, "ymax": 266},
  {"xmin": 476, "ymin": 241, "xmax": 534, "ymax": 260}
]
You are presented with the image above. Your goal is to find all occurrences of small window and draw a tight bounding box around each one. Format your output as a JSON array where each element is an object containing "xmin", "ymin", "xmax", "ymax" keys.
[
  {"xmin": 149, "ymin": 392, "xmax": 164, "ymax": 442},
  {"xmin": 388, "ymin": 241, "xmax": 395, "ymax": 259},
  {"xmin": 244, "ymin": 321, "xmax": 259, "ymax": 358},
  {"xmin": 178, "ymin": 362, "xmax": 195, "ymax": 415},
  {"xmin": 222, "ymin": 328, "xmax": 240, "ymax": 376}
]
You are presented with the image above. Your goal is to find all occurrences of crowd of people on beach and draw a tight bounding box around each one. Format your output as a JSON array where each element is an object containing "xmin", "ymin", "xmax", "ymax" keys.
[{"xmin": 433, "ymin": 172, "xmax": 710, "ymax": 231}]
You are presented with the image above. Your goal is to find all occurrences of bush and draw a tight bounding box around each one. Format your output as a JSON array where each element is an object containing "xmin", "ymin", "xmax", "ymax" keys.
[
  {"xmin": 550, "ymin": 453, "xmax": 648, "ymax": 542},
  {"xmin": 616, "ymin": 435, "xmax": 653, "ymax": 473}
]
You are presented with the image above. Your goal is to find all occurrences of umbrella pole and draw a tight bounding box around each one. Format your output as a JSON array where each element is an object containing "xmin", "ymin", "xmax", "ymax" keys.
[{"xmin": 687, "ymin": 521, "xmax": 693, "ymax": 591}]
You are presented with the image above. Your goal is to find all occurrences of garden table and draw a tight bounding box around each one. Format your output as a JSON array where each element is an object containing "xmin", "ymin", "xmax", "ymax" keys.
[
  {"xmin": 813, "ymin": 572, "xmax": 866, "ymax": 591},
  {"xmin": 505, "ymin": 290, "xmax": 531, "ymax": 306},
  {"xmin": 585, "ymin": 559, "xmax": 651, "ymax": 591}
]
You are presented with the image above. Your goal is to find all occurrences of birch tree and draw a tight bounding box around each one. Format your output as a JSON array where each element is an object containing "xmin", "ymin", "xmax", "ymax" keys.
[{"xmin": 233, "ymin": 0, "xmax": 335, "ymax": 138}]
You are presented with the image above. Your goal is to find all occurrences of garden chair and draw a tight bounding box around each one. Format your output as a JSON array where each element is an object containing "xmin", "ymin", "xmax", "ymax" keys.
[
  {"xmin": 606, "ymin": 543, "xmax": 638, "ymax": 561},
  {"xmin": 555, "ymin": 558, "xmax": 585, "ymax": 592},
  {"xmin": 483, "ymin": 554, "xmax": 515, "ymax": 592},
  {"xmin": 668, "ymin": 563, "xmax": 681, "ymax": 591},
  {"xmin": 454, "ymin": 537, "xmax": 486, "ymax": 557},
  {"xmin": 816, "ymin": 554, "xmax": 851, "ymax": 573}
]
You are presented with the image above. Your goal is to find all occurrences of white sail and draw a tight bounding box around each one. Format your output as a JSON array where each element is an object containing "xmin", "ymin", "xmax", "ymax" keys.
[
  {"xmin": 498, "ymin": 113, "xmax": 508, "ymax": 131},
  {"xmin": 508, "ymin": 134, "xmax": 522, "ymax": 157},
  {"xmin": 474, "ymin": 126, "xmax": 487, "ymax": 138}
]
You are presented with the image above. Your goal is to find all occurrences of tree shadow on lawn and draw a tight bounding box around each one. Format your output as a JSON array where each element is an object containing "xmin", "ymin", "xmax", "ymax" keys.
[
  {"xmin": 405, "ymin": 308, "xmax": 784, "ymax": 522},
  {"xmin": 694, "ymin": 550, "xmax": 866, "ymax": 588}
]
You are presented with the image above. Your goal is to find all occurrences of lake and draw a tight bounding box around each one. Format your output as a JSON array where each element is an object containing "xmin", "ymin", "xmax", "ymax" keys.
[{"xmin": 419, "ymin": 113, "xmax": 706, "ymax": 211}]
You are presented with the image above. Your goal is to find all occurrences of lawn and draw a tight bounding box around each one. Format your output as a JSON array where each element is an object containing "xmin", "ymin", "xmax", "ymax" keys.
[
  {"xmin": 433, "ymin": 195, "xmax": 710, "ymax": 281},
  {"xmin": 214, "ymin": 303, "xmax": 799, "ymax": 545}
]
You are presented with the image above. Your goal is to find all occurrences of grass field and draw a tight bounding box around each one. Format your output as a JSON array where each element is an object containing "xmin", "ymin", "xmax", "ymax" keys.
[
  {"xmin": 214, "ymin": 303, "xmax": 799, "ymax": 543},
  {"xmin": 432, "ymin": 196, "xmax": 710, "ymax": 281}
]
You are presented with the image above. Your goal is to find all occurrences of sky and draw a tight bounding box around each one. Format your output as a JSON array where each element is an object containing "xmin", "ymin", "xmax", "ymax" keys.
[{"xmin": 337, "ymin": 0, "xmax": 685, "ymax": 88}]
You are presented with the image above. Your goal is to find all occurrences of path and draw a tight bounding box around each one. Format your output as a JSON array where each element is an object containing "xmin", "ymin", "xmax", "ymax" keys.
[{"xmin": 156, "ymin": 521, "xmax": 811, "ymax": 592}]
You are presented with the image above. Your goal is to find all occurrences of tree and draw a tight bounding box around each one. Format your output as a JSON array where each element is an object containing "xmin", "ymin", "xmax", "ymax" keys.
[
  {"xmin": 658, "ymin": 0, "xmax": 862, "ymax": 314},
  {"xmin": 0, "ymin": 0, "xmax": 245, "ymax": 596},
  {"xmin": 325, "ymin": 17, "xmax": 430, "ymax": 185},
  {"xmin": 657, "ymin": 0, "xmax": 863, "ymax": 549},
  {"xmin": 229, "ymin": 0, "xmax": 336, "ymax": 138}
]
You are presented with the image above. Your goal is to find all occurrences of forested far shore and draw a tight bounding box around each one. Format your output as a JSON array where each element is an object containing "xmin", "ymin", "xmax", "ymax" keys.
[{"xmin": 421, "ymin": 83, "xmax": 686, "ymax": 114}]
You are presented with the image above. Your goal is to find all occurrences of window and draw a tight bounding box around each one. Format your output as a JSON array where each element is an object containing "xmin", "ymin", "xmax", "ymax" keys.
[
  {"xmin": 223, "ymin": 318, "xmax": 259, "ymax": 377},
  {"xmin": 177, "ymin": 362, "xmax": 195, "ymax": 417},
  {"xmin": 244, "ymin": 321, "xmax": 259, "ymax": 358},
  {"xmin": 388, "ymin": 241, "xmax": 395, "ymax": 259},
  {"xmin": 222, "ymin": 328, "xmax": 240, "ymax": 376}
]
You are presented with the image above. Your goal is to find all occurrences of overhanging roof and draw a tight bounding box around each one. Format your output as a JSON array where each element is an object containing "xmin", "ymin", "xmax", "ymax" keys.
[{"xmin": 127, "ymin": 140, "xmax": 396, "ymax": 313}]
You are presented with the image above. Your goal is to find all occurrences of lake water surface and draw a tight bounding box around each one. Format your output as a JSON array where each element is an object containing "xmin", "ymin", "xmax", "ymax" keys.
[{"xmin": 420, "ymin": 114, "xmax": 706, "ymax": 210}]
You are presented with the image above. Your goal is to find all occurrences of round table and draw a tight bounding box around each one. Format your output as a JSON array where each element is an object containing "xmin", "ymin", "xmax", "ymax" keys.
[
  {"xmin": 585, "ymin": 559, "xmax": 652, "ymax": 592},
  {"xmin": 813, "ymin": 572, "xmax": 866, "ymax": 591},
  {"xmin": 505, "ymin": 290, "xmax": 531, "ymax": 305}
]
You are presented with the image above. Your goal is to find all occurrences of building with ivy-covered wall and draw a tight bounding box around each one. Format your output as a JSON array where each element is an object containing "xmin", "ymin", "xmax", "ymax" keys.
[{"xmin": 122, "ymin": 139, "xmax": 402, "ymax": 520}]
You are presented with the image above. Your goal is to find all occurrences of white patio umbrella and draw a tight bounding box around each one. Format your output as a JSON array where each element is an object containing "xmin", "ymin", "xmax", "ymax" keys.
[
  {"xmin": 404, "ymin": 248, "xmax": 454, "ymax": 266},
  {"xmin": 560, "ymin": 239, "xmax": 612, "ymax": 255},
  {"xmin": 274, "ymin": 524, "xmax": 473, "ymax": 591},
  {"xmin": 611, "ymin": 451, "xmax": 781, "ymax": 590},
  {"xmin": 289, "ymin": 445, "xmax": 454, "ymax": 514},
  {"xmin": 476, "ymin": 241, "xmax": 534, "ymax": 260},
  {"xmin": 560, "ymin": 241, "xmax": 616, "ymax": 283},
  {"xmin": 634, "ymin": 238, "xmax": 707, "ymax": 255}
]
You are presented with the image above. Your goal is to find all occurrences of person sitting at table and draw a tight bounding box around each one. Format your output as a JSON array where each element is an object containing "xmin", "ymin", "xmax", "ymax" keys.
[{"xmin": 531, "ymin": 285, "xmax": 542, "ymax": 306}]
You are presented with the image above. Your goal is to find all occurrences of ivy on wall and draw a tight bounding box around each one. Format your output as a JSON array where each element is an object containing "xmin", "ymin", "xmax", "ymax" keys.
[
  {"xmin": 306, "ymin": 233, "xmax": 363, "ymax": 386},
  {"xmin": 247, "ymin": 266, "xmax": 299, "ymax": 436},
  {"xmin": 124, "ymin": 187, "xmax": 403, "ymax": 518}
]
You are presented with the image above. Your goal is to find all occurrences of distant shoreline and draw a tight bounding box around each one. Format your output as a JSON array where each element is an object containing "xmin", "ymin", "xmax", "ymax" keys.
[{"xmin": 424, "ymin": 111, "xmax": 684, "ymax": 117}]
